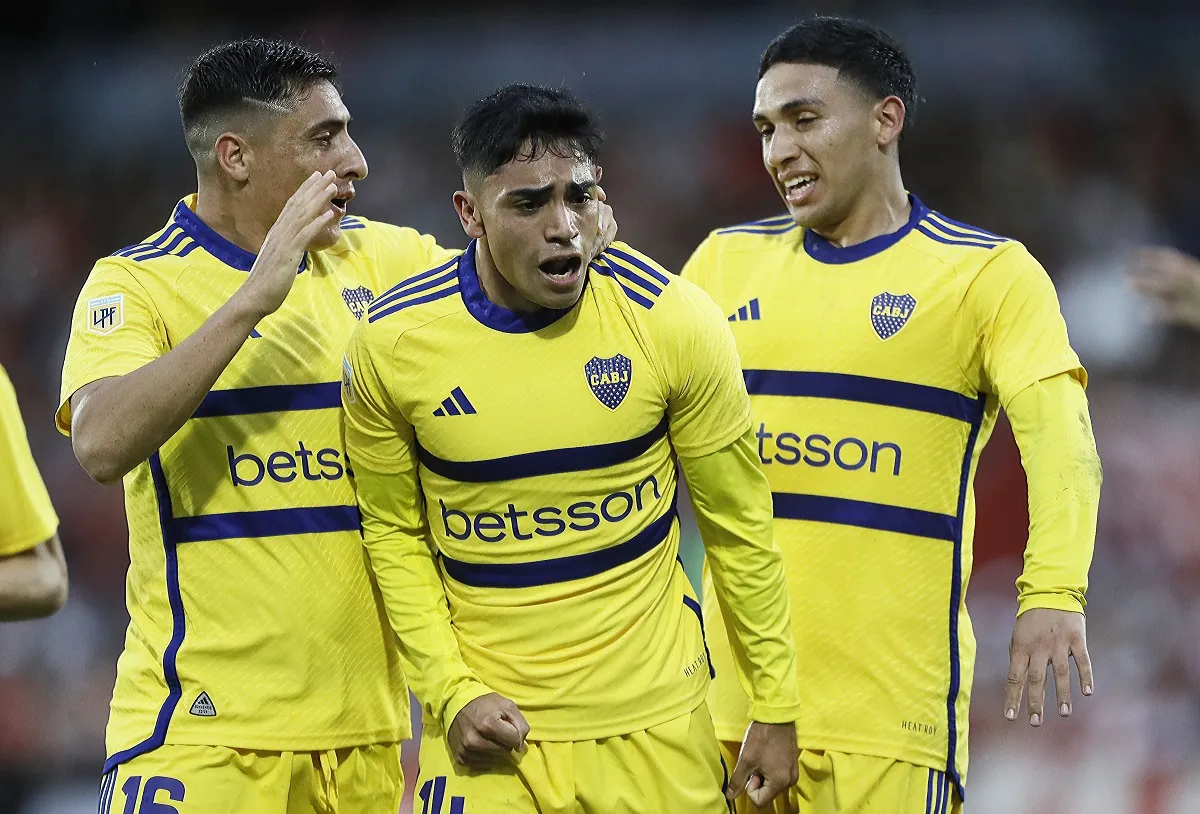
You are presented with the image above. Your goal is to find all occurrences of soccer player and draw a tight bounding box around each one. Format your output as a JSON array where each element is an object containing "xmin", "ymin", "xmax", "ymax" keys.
[
  {"xmin": 59, "ymin": 38, "xmax": 466, "ymax": 813},
  {"xmin": 342, "ymin": 84, "xmax": 803, "ymax": 812},
  {"xmin": 0, "ymin": 362, "xmax": 68, "ymax": 621},
  {"xmin": 683, "ymin": 17, "xmax": 1103, "ymax": 813}
]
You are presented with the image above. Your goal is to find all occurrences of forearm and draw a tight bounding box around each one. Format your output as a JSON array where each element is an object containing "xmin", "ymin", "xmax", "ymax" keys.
[
  {"xmin": 71, "ymin": 293, "xmax": 263, "ymax": 483},
  {"xmin": 0, "ymin": 536, "xmax": 68, "ymax": 621},
  {"xmin": 1006, "ymin": 373, "xmax": 1101, "ymax": 615},
  {"xmin": 680, "ymin": 428, "xmax": 802, "ymax": 723},
  {"xmin": 354, "ymin": 463, "xmax": 492, "ymax": 728}
]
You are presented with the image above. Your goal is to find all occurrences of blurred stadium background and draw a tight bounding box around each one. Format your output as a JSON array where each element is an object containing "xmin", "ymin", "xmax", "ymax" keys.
[{"xmin": 2, "ymin": 1, "xmax": 1199, "ymax": 812}]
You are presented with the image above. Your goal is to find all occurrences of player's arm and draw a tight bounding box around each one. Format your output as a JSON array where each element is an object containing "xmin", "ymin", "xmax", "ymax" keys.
[
  {"xmin": 65, "ymin": 172, "xmax": 340, "ymax": 483},
  {"xmin": 0, "ymin": 536, "xmax": 68, "ymax": 622},
  {"xmin": 962, "ymin": 244, "xmax": 1101, "ymax": 726},
  {"xmin": 0, "ymin": 370, "xmax": 67, "ymax": 620},
  {"xmin": 341, "ymin": 326, "xmax": 525, "ymax": 767},
  {"xmin": 654, "ymin": 269, "xmax": 800, "ymax": 806}
]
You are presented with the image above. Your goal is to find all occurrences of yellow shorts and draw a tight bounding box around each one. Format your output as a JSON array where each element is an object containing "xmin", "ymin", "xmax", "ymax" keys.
[
  {"xmin": 719, "ymin": 741, "xmax": 961, "ymax": 814},
  {"xmin": 96, "ymin": 742, "xmax": 402, "ymax": 814},
  {"xmin": 415, "ymin": 705, "xmax": 732, "ymax": 813}
]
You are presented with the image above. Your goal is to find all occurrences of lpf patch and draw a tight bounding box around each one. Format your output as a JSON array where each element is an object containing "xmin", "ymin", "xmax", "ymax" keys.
[
  {"xmin": 870, "ymin": 292, "xmax": 916, "ymax": 340},
  {"xmin": 87, "ymin": 294, "xmax": 124, "ymax": 335},
  {"xmin": 585, "ymin": 354, "xmax": 632, "ymax": 410},
  {"xmin": 342, "ymin": 285, "xmax": 374, "ymax": 320}
]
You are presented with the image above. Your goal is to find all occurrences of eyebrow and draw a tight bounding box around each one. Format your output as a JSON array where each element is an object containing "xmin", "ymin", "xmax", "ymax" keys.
[
  {"xmin": 306, "ymin": 116, "xmax": 350, "ymax": 136},
  {"xmin": 503, "ymin": 180, "xmax": 596, "ymax": 200},
  {"xmin": 753, "ymin": 97, "xmax": 823, "ymax": 123}
]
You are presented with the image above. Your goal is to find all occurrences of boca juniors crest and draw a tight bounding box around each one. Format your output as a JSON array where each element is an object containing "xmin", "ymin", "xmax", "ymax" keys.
[
  {"xmin": 341, "ymin": 285, "xmax": 375, "ymax": 320},
  {"xmin": 585, "ymin": 354, "xmax": 632, "ymax": 410},
  {"xmin": 870, "ymin": 292, "xmax": 916, "ymax": 340}
]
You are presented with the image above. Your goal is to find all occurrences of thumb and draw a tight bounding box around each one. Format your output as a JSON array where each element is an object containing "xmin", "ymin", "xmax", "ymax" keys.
[{"xmin": 727, "ymin": 753, "xmax": 754, "ymax": 800}]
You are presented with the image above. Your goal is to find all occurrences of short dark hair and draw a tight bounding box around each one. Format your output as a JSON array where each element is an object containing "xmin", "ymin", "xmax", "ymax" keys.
[
  {"xmin": 760, "ymin": 16, "xmax": 917, "ymax": 128},
  {"xmin": 452, "ymin": 84, "xmax": 603, "ymax": 179},
  {"xmin": 179, "ymin": 38, "xmax": 339, "ymax": 154}
]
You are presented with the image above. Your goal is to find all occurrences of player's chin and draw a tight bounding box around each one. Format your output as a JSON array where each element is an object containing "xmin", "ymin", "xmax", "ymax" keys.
[{"xmin": 307, "ymin": 224, "xmax": 343, "ymax": 252}]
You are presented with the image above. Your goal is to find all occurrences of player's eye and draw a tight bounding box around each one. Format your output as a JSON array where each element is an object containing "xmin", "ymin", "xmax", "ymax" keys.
[
  {"xmin": 758, "ymin": 127, "xmax": 774, "ymax": 139},
  {"xmin": 795, "ymin": 115, "xmax": 818, "ymax": 127},
  {"xmin": 315, "ymin": 133, "xmax": 334, "ymax": 146},
  {"xmin": 516, "ymin": 200, "xmax": 539, "ymax": 212}
]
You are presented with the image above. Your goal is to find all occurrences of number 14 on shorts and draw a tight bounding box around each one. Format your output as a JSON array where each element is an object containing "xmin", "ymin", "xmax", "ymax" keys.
[{"xmin": 418, "ymin": 776, "xmax": 465, "ymax": 814}]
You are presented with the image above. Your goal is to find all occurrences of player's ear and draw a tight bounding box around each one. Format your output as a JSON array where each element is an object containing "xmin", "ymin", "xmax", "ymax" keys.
[
  {"xmin": 875, "ymin": 96, "xmax": 905, "ymax": 151},
  {"xmin": 454, "ymin": 190, "xmax": 486, "ymax": 239},
  {"xmin": 215, "ymin": 132, "xmax": 252, "ymax": 183},
  {"xmin": 593, "ymin": 165, "xmax": 603, "ymax": 185}
]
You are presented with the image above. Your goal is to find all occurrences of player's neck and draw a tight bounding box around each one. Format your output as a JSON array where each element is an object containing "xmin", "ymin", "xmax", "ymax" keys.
[
  {"xmin": 193, "ymin": 187, "xmax": 271, "ymax": 257},
  {"xmin": 474, "ymin": 238, "xmax": 540, "ymax": 313},
  {"xmin": 815, "ymin": 173, "xmax": 910, "ymax": 248}
]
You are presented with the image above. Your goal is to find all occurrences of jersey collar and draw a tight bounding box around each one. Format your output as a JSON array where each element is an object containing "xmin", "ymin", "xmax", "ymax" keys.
[
  {"xmin": 172, "ymin": 196, "xmax": 309, "ymax": 273},
  {"xmin": 802, "ymin": 194, "xmax": 928, "ymax": 265},
  {"xmin": 458, "ymin": 239, "xmax": 575, "ymax": 333}
]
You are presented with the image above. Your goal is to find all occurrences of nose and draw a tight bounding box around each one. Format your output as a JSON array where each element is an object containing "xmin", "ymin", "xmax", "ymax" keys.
[
  {"xmin": 342, "ymin": 136, "xmax": 368, "ymax": 181},
  {"xmin": 764, "ymin": 128, "xmax": 800, "ymax": 171},
  {"xmin": 544, "ymin": 202, "xmax": 577, "ymax": 244}
]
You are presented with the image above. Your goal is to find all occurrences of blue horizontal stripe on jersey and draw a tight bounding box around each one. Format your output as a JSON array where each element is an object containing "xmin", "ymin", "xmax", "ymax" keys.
[
  {"xmin": 192, "ymin": 382, "xmax": 342, "ymax": 418},
  {"xmin": 439, "ymin": 494, "xmax": 677, "ymax": 588},
  {"xmin": 170, "ymin": 505, "xmax": 361, "ymax": 543},
  {"xmin": 772, "ymin": 492, "xmax": 958, "ymax": 541},
  {"xmin": 604, "ymin": 247, "xmax": 672, "ymax": 287},
  {"xmin": 924, "ymin": 215, "xmax": 1005, "ymax": 244},
  {"xmin": 931, "ymin": 212, "xmax": 1002, "ymax": 240},
  {"xmin": 604, "ymin": 258, "xmax": 663, "ymax": 296},
  {"xmin": 370, "ymin": 256, "xmax": 460, "ymax": 313},
  {"xmin": 589, "ymin": 262, "xmax": 657, "ymax": 309},
  {"xmin": 366, "ymin": 284, "xmax": 460, "ymax": 323},
  {"xmin": 914, "ymin": 224, "xmax": 1002, "ymax": 250},
  {"xmin": 743, "ymin": 370, "xmax": 985, "ymax": 424},
  {"xmin": 716, "ymin": 223, "xmax": 799, "ymax": 236},
  {"xmin": 369, "ymin": 267, "xmax": 458, "ymax": 313},
  {"xmin": 417, "ymin": 413, "xmax": 670, "ymax": 483}
]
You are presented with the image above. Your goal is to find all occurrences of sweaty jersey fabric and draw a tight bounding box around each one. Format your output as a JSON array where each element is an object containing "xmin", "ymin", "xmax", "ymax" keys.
[
  {"xmin": 343, "ymin": 239, "xmax": 801, "ymax": 742},
  {"xmin": 684, "ymin": 196, "xmax": 1085, "ymax": 796},
  {"xmin": 58, "ymin": 196, "xmax": 455, "ymax": 769}
]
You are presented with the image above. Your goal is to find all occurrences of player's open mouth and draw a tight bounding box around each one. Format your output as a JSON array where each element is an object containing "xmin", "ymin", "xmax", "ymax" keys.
[
  {"xmin": 330, "ymin": 198, "xmax": 349, "ymax": 216},
  {"xmin": 782, "ymin": 174, "xmax": 817, "ymax": 206},
  {"xmin": 538, "ymin": 256, "xmax": 583, "ymax": 288}
]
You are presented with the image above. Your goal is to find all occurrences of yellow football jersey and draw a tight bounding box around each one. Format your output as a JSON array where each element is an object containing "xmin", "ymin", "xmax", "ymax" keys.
[
  {"xmin": 57, "ymin": 196, "xmax": 455, "ymax": 772},
  {"xmin": 344, "ymin": 240, "xmax": 753, "ymax": 741},
  {"xmin": 0, "ymin": 363, "xmax": 58, "ymax": 556},
  {"xmin": 684, "ymin": 197, "xmax": 1083, "ymax": 797}
]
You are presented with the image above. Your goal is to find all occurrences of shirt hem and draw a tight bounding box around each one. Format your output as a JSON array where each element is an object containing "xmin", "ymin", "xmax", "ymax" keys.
[{"xmin": 106, "ymin": 725, "xmax": 409, "ymax": 760}]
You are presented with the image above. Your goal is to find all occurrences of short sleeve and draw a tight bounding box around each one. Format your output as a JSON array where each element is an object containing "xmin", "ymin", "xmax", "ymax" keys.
[
  {"xmin": 342, "ymin": 322, "xmax": 416, "ymax": 476},
  {"xmin": 367, "ymin": 221, "xmax": 460, "ymax": 290},
  {"xmin": 679, "ymin": 232, "xmax": 719, "ymax": 290},
  {"xmin": 57, "ymin": 259, "xmax": 169, "ymax": 435},
  {"xmin": 958, "ymin": 243, "xmax": 1084, "ymax": 407},
  {"xmin": 655, "ymin": 277, "xmax": 752, "ymax": 458},
  {"xmin": 0, "ymin": 366, "xmax": 58, "ymax": 555}
]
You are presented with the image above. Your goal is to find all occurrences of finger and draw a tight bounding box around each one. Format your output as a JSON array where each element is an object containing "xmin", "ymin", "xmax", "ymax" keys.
[
  {"xmin": 1052, "ymin": 648, "xmax": 1073, "ymax": 716},
  {"xmin": 752, "ymin": 775, "xmax": 789, "ymax": 808},
  {"xmin": 479, "ymin": 713, "xmax": 524, "ymax": 750},
  {"xmin": 1073, "ymin": 636, "xmax": 1095, "ymax": 697},
  {"xmin": 463, "ymin": 728, "xmax": 513, "ymax": 757},
  {"xmin": 727, "ymin": 754, "xmax": 754, "ymax": 800},
  {"xmin": 1004, "ymin": 647, "xmax": 1029, "ymax": 721},
  {"xmin": 502, "ymin": 706, "xmax": 531, "ymax": 746},
  {"xmin": 1026, "ymin": 651, "xmax": 1050, "ymax": 726}
]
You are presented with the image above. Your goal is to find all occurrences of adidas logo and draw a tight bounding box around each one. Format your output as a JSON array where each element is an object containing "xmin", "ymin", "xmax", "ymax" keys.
[
  {"xmin": 433, "ymin": 387, "xmax": 477, "ymax": 417},
  {"xmin": 728, "ymin": 298, "xmax": 762, "ymax": 322},
  {"xmin": 189, "ymin": 692, "xmax": 216, "ymax": 717}
]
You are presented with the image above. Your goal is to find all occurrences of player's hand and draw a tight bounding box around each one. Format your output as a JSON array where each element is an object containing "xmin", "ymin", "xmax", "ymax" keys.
[
  {"xmin": 237, "ymin": 170, "xmax": 339, "ymax": 320},
  {"xmin": 447, "ymin": 692, "xmax": 530, "ymax": 768},
  {"xmin": 727, "ymin": 721, "xmax": 799, "ymax": 807},
  {"xmin": 595, "ymin": 185, "xmax": 618, "ymax": 254},
  {"xmin": 1130, "ymin": 246, "xmax": 1200, "ymax": 330},
  {"xmin": 1004, "ymin": 608, "xmax": 1093, "ymax": 727}
]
